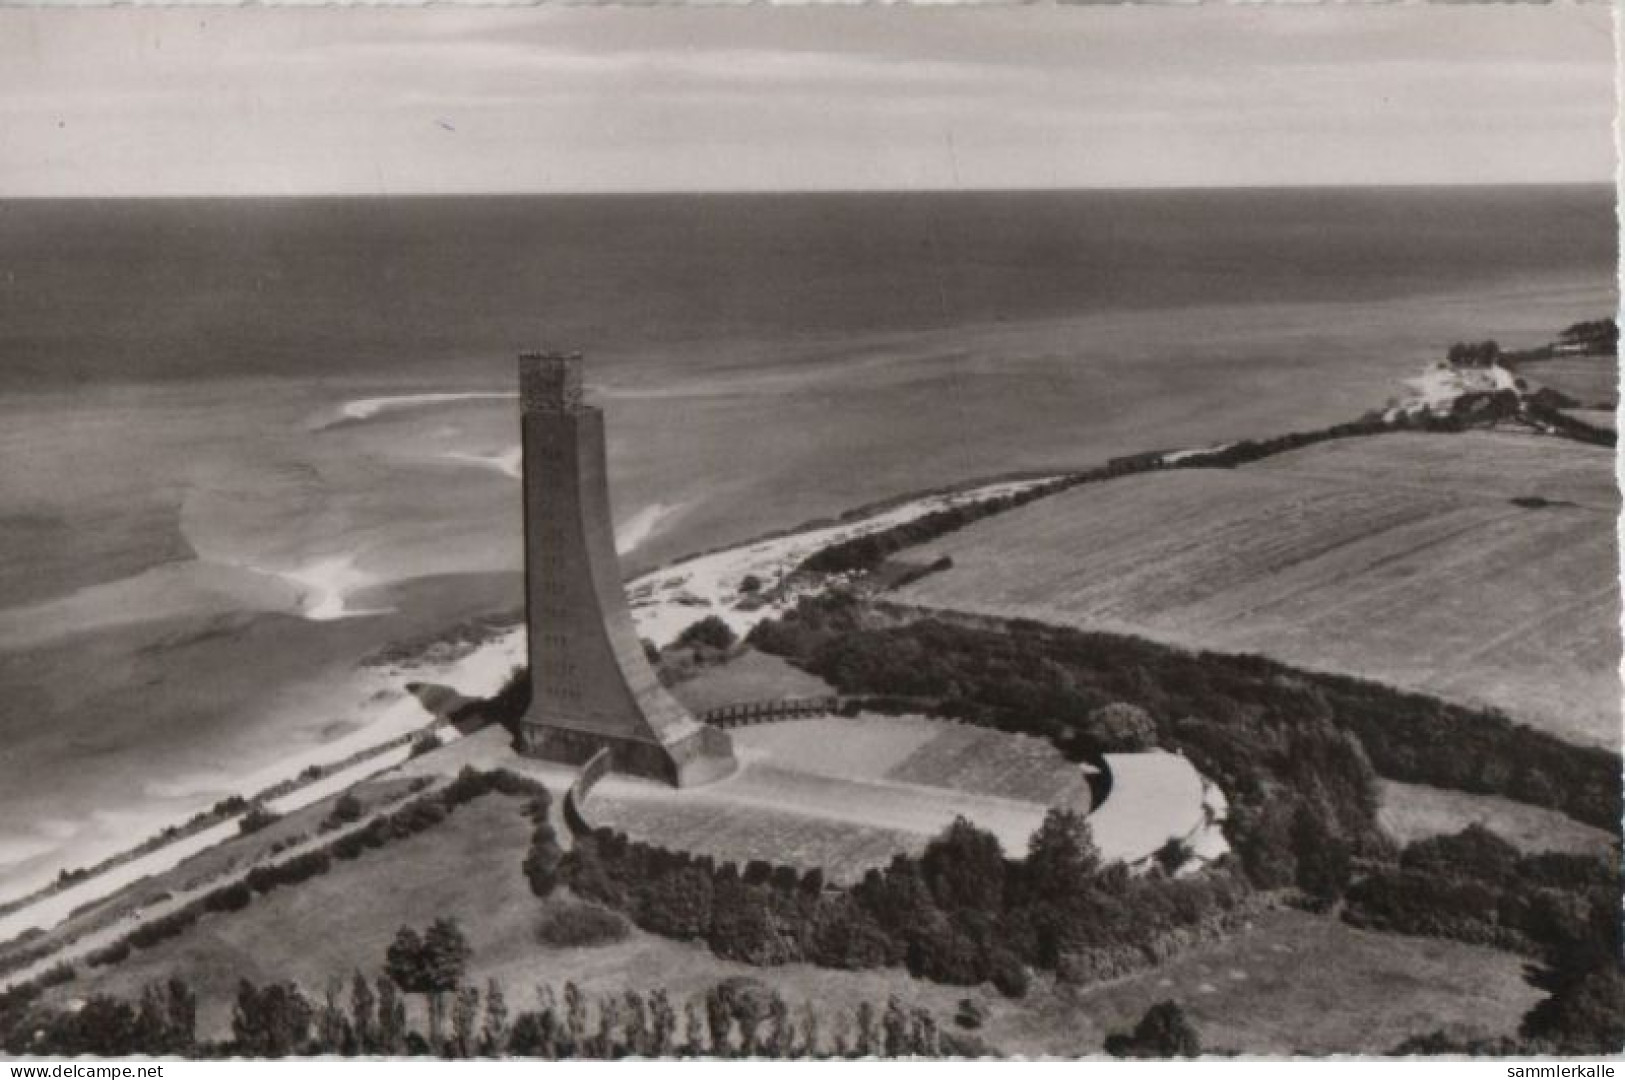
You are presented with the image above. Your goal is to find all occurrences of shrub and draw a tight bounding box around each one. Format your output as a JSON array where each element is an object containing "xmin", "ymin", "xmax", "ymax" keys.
[
  {"xmin": 212, "ymin": 795, "xmax": 248, "ymax": 818},
  {"xmin": 332, "ymin": 831, "xmax": 366, "ymax": 860},
  {"xmin": 535, "ymin": 902, "xmax": 629, "ymax": 948},
  {"xmin": 1106, "ymin": 1000, "xmax": 1202, "ymax": 1058},
  {"xmin": 1085, "ymin": 702, "xmax": 1158, "ymax": 752},
  {"xmin": 523, "ymin": 820, "xmax": 565, "ymax": 899},
  {"xmin": 238, "ymin": 803, "xmax": 280, "ymax": 835},
  {"xmin": 1520, "ymin": 964, "xmax": 1625, "ymax": 1055},
  {"xmin": 676, "ymin": 616, "xmax": 737, "ymax": 651},
  {"xmin": 84, "ymin": 941, "xmax": 132, "ymax": 968},
  {"xmin": 409, "ymin": 730, "xmax": 442, "ymax": 758},
  {"xmin": 128, "ymin": 909, "xmax": 198, "ymax": 950},
  {"xmin": 954, "ymin": 998, "xmax": 986, "ymax": 1030},
  {"xmin": 202, "ymin": 880, "xmax": 253, "ymax": 913},
  {"xmin": 327, "ymin": 793, "xmax": 364, "ymax": 827}
]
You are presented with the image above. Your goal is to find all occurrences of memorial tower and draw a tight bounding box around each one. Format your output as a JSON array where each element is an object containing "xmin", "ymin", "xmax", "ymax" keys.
[{"xmin": 516, "ymin": 351, "xmax": 735, "ymax": 787}]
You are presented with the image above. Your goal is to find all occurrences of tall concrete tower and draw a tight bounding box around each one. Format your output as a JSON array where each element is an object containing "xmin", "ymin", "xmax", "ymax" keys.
[{"xmin": 516, "ymin": 351, "xmax": 735, "ymax": 787}]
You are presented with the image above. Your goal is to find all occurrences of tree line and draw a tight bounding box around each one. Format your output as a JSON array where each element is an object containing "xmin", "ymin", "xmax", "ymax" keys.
[
  {"xmin": 743, "ymin": 596, "xmax": 1623, "ymax": 1053},
  {"xmin": 8, "ymin": 914, "xmax": 990, "ymax": 1058},
  {"xmin": 556, "ymin": 799, "xmax": 1254, "ymax": 999},
  {"xmin": 791, "ymin": 392, "xmax": 1562, "ymax": 586},
  {"xmin": 0, "ymin": 768, "xmax": 554, "ymax": 1036},
  {"xmin": 1344, "ymin": 824, "xmax": 1623, "ymax": 1055},
  {"xmin": 752, "ymin": 596, "xmax": 1619, "ymax": 837},
  {"xmin": 8, "ymin": 907, "xmax": 1215, "ymax": 1058}
]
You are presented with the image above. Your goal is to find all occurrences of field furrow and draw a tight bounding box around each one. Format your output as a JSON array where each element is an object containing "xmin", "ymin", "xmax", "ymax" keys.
[{"xmin": 901, "ymin": 432, "xmax": 1620, "ymax": 747}]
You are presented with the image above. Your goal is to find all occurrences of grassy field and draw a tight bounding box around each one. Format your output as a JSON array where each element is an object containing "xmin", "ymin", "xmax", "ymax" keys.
[
  {"xmin": 886, "ymin": 723, "xmax": 1090, "ymax": 805},
  {"xmin": 901, "ymin": 431, "xmax": 1620, "ymax": 749},
  {"xmin": 1015, "ymin": 907, "xmax": 1543, "ymax": 1056},
  {"xmin": 56, "ymin": 790, "xmax": 1544, "ymax": 1055},
  {"xmin": 1563, "ymin": 408, "xmax": 1615, "ymax": 433},
  {"xmin": 1377, "ymin": 779, "xmax": 1619, "ymax": 857},
  {"xmin": 587, "ymin": 717, "xmax": 1093, "ymax": 879},
  {"xmin": 587, "ymin": 795, "xmax": 923, "ymax": 884},
  {"xmin": 51, "ymin": 795, "xmax": 533, "ymax": 1029},
  {"xmin": 730, "ymin": 716, "xmax": 1086, "ymax": 805},
  {"xmin": 0, "ymin": 773, "xmax": 429, "ymax": 976},
  {"xmin": 669, "ymin": 648, "xmax": 834, "ymax": 714},
  {"xmin": 1515, "ymin": 354, "xmax": 1617, "ymax": 408},
  {"xmin": 731, "ymin": 716, "xmax": 942, "ymax": 780}
]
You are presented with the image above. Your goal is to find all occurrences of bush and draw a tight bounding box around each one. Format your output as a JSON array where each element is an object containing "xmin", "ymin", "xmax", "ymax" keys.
[
  {"xmin": 212, "ymin": 795, "xmax": 248, "ymax": 817},
  {"xmin": 524, "ymin": 820, "xmax": 565, "ymax": 899},
  {"xmin": 128, "ymin": 909, "xmax": 197, "ymax": 950},
  {"xmin": 84, "ymin": 941, "xmax": 132, "ymax": 968},
  {"xmin": 238, "ymin": 803, "xmax": 280, "ymax": 835},
  {"xmin": 676, "ymin": 615, "xmax": 737, "ymax": 651},
  {"xmin": 202, "ymin": 880, "xmax": 253, "ymax": 913},
  {"xmin": 409, "ymin": 730, "xmax": 442, "ymax": 758},
  {"xmin": 1085, "ymin": 702, "xmax": 1158, "ymax": 753},
  {"xmin": 1106, "ymin": 1000, "xmax": 1202, "ymax": 1058},
  {"xmin": 327, "ymin": 793, "xmax": 364, "ymax": 827},
  {"xmin": 954, "ymin": 998, "xmax": 986, "ymax": 1030},
  {"xmin": 535, "ymin": 902, "xmax": 629, "ymax": 948}
]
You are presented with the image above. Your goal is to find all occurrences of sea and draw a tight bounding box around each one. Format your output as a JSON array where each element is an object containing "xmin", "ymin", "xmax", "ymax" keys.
[{"xmin": 0, "ymin": 186, "xmax": 1615, "ymax": 901}]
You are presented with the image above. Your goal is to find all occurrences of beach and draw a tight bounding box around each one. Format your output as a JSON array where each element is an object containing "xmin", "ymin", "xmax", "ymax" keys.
[{"xmin": 0, "ymin": 187, "xmax": 1613, "ymax": 906}]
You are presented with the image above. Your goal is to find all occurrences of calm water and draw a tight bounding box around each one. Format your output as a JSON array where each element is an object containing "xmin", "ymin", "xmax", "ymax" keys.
[
  {"xmin": 0, "ymin": 186, "xmax": 1614, "ymax": 897},
  {"xmin": 0, "ymin": 186, "xmax": 1613, "ymax": 387}
]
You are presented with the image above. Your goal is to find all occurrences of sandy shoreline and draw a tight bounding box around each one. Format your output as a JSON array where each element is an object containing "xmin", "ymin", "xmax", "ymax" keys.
[
  {"xmin": 0, "ymin": 343, "xmax": 1597, "ymax": 940},
  {"xmin": 0, "ymin": 471, "xmax": 1046, "ymax": 938}
]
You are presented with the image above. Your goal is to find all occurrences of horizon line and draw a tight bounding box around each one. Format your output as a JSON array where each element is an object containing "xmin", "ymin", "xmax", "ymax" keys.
[{"xmin": 0, "ymin": 179, "xmax": 1614, "ymax": 201}]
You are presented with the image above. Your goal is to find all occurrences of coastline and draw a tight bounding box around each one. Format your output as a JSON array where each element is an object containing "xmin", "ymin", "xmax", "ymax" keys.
[
  {"xmin": 0, "ymin": 473, "xmax": 1056, "ymax": 939},
  {"xmin": 2, "ymin": 340, "xmax": 1611, "ymax": 945}
]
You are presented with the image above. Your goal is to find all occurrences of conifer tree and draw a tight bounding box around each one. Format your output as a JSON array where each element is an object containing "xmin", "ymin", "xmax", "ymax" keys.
[
  {"xmin": 595, "ymin": 993, "xmax": 623, "ymax": 1058},
  {"xmin": 882, "ymin": 996, "xmax": 911, "ymax": 1057},
  {"xmin": 134, "ymin": 984, "xmax": 168, "ymax": 1056},
  {"xmin": 832, "ymin": 1009, "xmax": 855, "ymax": 1058},
  {"xmin": 766, "ymin": 992, "xmax": 795, "ymax": 1058},
  {"xmin": 910, "ymin": 1007, "xmax": 939, "ymax": 1057},
  {"xmin": 705, "ymin": 987, "xmax": 733, "ymax": 1057},
  {"xmin": 534, "ymin": 984, "xmax": 561, "ymax": 1058},
  {"xmin": 349, "ymin": 972, "xmax": 376, "ymax": 1054},
  {"xmin": 318, "ymin": 977, "xmax": 352, "ymax": 1055},
  {"xmin": 481, "ymin": 979, "xmax": 508, "ymax": 1056},
  {"xmin": 648, "ymin": 989, "xmax": 676, "ymax": 1057},
  {"xmin": 622, "ymin": 989, "xmax": 649, "ymax": 1056},
  {"xmin": 856, "ymin": 1000, "xmax": 882, "ymax": 1057},
  {"xmin": 375, "ymin": 976, "xmax": 407, "ymax": 1056},
  {"xmin": 798, "ymin": 1000, "xmax": 821, "ymax": 1059},
  {"xmin": 451, "ymin": 985, "xmax": 480, "ymax": 1058},
  {"xmin": 682, "ymin": 997, "xmax": 709, "ymax": 1057},
  {"xmin": 164, "ymin": 978, "xmax": 198, "ymax": 1057},
  {"xmin": 563, "ymin": 982, "xmax": 588, "ymax": 1057}
]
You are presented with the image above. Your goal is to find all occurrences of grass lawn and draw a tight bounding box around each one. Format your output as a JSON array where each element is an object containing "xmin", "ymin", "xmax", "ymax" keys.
[
  {"xmin": 668, "ymin": 648, "xmax": 835, "ymax": 714},
  {"xmin": 1515, "ymin": 354, "xmax": 1617, "ymax": 409},
  {"xmin": 1377, "ymin": 779, "xmax": 1619, "ymax": 857},
  {"xmin": 1, "ymin": 774, "xmax": 429, "ymax": 973},
  {"xmin": 901, "ymin": 431, "xmax": 1620, "ymax": 749},
  {"xmin": 588, "ymin": 716, "xmax": 1092, "ymax": 881},
  {"xmin": 55, "ymin": 791, "xmax": 1545, "ymax": 1055},
  {"xmin": 1000, "ymin": 907, "xmax": 1543, "ymax": 1057}
]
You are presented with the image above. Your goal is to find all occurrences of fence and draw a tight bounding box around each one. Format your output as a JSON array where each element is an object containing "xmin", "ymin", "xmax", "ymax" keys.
[
  {"xmin": 563, "ymin": 747, "xmax": 614, "ymax": 836},
  {"xmin": 698, "ymin": 696, "xmax": 843, "ymax": 728}
]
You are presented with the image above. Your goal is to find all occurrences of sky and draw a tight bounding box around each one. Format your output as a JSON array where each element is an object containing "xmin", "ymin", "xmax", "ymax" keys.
[{"xmin": 0, "ymin": 5, "xmax": 1615, "ymax": 196}]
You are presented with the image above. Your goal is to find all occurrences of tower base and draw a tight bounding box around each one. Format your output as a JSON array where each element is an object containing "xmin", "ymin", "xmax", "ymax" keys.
[{"xmin": 518, "ymin": 718, "xmax": 736, "ymax": 788}]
